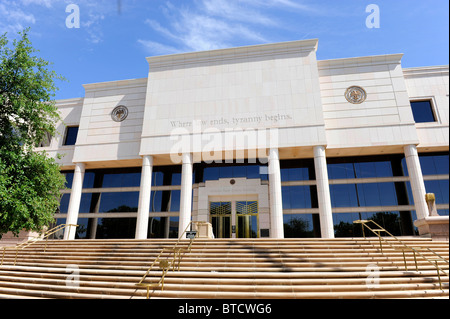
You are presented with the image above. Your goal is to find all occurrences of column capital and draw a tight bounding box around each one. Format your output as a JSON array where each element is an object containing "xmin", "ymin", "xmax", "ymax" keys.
[
  {"xmin": 73, "ymin": 162, "xmax": 86, "ymax": 171},
  {"xmin": 404, "ymin": 144, "xmax": 419, "ymax": 157},
  {"xmin": 268, "ymin": 148, "xmax": 279, "ymax": 161},
  {"xmin": 141, "ymin": 155, "xmax": 154, "ymax": 166},
  {"xmin": 313, "ymin": 145, "xmax": 327, "ymax": 157},
  {"xmin": 182, "ymin": 153, "xmax": 193, "ymax": 165}
]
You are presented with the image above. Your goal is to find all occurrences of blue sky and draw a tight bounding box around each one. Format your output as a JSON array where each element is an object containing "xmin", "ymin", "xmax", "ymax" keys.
[{"xmin": 1, "ymin": 0, "xmax": 448, "ymax": 100}]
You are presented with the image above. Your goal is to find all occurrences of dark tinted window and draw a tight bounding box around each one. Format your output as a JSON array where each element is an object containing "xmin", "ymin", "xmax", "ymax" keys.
[
  {"xmin": 410, "ymin": 100, "xmax": 436, "ymax": 123},
  {"xmin": 419, "ymin": 154, "xmax": 450, "ymax": 175},
  {"xmin": 64, "ymin": 126, "xmax": 79, "ymax": 145}
]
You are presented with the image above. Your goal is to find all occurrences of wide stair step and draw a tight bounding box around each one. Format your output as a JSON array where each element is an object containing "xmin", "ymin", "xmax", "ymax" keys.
[{"xmin": 0, "ymin": 238, "xmax": 448, "ymax": 299}]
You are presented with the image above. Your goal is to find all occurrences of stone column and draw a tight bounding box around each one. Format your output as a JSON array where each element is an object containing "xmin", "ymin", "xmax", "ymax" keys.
[
  {"xmin": 135, "ymin": 155, "xmax": 154, "ymax": 239},
  {"xmin": 268, "ymin": 148, "xmax": 284, "ymax": 239},
  {"xmin": 64, "ymin": 163, "xmax": 85, "ymax": 240},
  {"xmin": 179, "ymin": 153, "xmax": 193, "ymax": 238},
  {"xmin": 404, "ymin": 145, "xmax": 429, "ymax": 220},
  {"xmin": 314, "ymin": 146, "xmax": 335, "ymax": 239}
]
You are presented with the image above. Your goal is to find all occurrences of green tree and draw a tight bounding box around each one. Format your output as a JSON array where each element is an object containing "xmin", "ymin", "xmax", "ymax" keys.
[{"xmin": 0, "ymin": 29, "xmax": 66, "ymax": 239}]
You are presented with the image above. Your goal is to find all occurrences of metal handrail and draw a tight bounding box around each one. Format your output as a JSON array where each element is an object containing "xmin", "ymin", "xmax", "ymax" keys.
[
  {"xmin": 354, "ymin": 219, "xmax": 449, "ymax": 290},
  {"xmin": 135, "ymin": 221, "xmax": 200, "ymax": 299},
  {"xmin": 1, "ymin": 224, "xmax": 79, "ymax": 266}
]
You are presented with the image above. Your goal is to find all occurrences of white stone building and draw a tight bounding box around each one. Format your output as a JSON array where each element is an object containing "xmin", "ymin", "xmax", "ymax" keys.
[{"xmin": 38, "ymin": 39, "xmax": 449, "ymax": 240}]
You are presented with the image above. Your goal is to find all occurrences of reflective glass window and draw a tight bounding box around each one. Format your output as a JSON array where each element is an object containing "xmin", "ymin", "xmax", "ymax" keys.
[
  {"xmin": 330, "ymin": 184, "xmax": 358, "ymax": 207},
  {"xmin": 357, "ymin": 183, "xmax": 398, "ymax": 206},
  {"xmin": 280, "ymin": 159, "xmax": 314, "ymax": 181},
  {"xmin": 333, "ymin": 211, "xmax": 404, "ymax": 237},
  {"xmin": 410, "ymin": 100, "xmax": 436, "ymax": 123},
  {"xmin": 82, "ymin": 172, "xmax": 96, "ymax": 188},
  {"xmin": 63, "ymin": 126, "xmax": 79, "ymax": 146},
  {"xmin": 59, "ymin": 194, "xmax": 70, "ymax": 214},
  {"xmin": 172, "ymin": 173, "xmax": 182, "ymax": 185},
  {"xmin": 419, "ymin": 154, "xmax": 449, "ymax": 175},
  {"xmin": 328, "ymin": 160, "xmax": 394, "ymax": 179},
  {"xmin": 62, "ymin": 172, "xmax": 74, "ymax": 189},
  {"xmin": 95, "ymin": 218, "xmax": 136, "ymax": 239},
  {"xmin": 283, "ymin": 214, "xmax": 317, "ymax": 238},
  {"xmin": 438, "ymin": 210, "xmax": 449, "ymax": 216},
  {"xmin": 327, "ymin": 163, "xmax": 355, "ymax": 179},
  {"xmin": 204, "ymin": 166, "xmax": 219, "ymax": 181},
  {"xmin": 169, "ymin": 190, "xmax": 181, "ymax": 212},
  {"xmin": 103, "ymin": 172, "xmax": 141, "ymax": 188},
  {"xmin": 99, "ymin": 192, "xmax": 139, "ymax": 213},
  {"xmin": 79, "ymin": 193, "xmax": 93, "ymax": 213},
  {"xmin": 354, "ymin": 161, "xmax": 392, "ymax": 178},
  {"xmin": 202, "ymin": 164, "xmax": 268, "ymax": 182},
  {"xmin": 282, "ymin": 186, "xmax": 315, "ymax": 209},
  {"xmin": 330, "ymin": 183, "xmax": 399, "ymax": 208}
]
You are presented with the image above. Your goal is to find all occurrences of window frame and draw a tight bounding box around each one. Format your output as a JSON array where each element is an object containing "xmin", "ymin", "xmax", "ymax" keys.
[
  {"xmin": 63, "ymin": 126, "xmax": 79, "ymax": 146},
  {"xmin": 409, "ymin": 97, "xmax": 439, "ymax": 124}
]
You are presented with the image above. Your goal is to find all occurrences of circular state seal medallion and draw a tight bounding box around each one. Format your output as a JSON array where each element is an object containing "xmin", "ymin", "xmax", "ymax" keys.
[
  {"xmin": 111, "ymin": 105, "xmax": 129, "ymax": 122},
  {"xmin": 345, "ymin": 86, "xmax": 367, "ymax": 104}
]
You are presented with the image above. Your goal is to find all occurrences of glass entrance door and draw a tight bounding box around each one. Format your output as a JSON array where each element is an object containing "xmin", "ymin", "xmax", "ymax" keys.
[
  {"xmin": 210, "ymin": 200, "xmax": 259, "ymax": 238},
  {"xmin": 236, "ymin": 201, "xmax": 259, "ymax": 238},
  {"xmin": 210, "ymin": 202, "xmax": 232, "ymax": 238}
]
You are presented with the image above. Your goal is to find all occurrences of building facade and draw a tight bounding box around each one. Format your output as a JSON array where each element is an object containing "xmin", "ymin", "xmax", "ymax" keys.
[{"xmin": 40, "ymin": 39, "xmax": 449, "ymax": 240}]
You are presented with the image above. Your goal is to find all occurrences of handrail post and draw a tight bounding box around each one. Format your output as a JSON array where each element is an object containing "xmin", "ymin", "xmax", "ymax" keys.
[
  {"xmin": 14, "ymin": 248, "xmax": 18, "ymax": 266},
  {"xmin": 402, "ymin": 250, "xmax": 408, "ymax": 271},
  {"xmin": 435, "ymin": 261, "xmax": 442, "ymax": 290},
  {"xmin": 413, "ymin": 251, "xmax": 418, "ymax": 272}
]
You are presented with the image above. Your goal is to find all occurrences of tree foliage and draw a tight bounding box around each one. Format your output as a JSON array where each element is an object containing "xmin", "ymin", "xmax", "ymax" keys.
[{"xmin": 0, "ymin": 28, "xmax": 66, "ymax": 238}]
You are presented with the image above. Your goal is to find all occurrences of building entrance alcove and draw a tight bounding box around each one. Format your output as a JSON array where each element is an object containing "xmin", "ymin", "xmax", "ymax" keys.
[
  {"xmin": 210, "ymin": 199, "xmax": 259, "ymax": 238},
  {"xmin": 194, "ymin": 178, "xmax": 270, "ymax": 238}
]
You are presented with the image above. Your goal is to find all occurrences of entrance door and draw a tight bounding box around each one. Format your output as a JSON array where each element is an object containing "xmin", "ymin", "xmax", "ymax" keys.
[
  {"xmin": 210, "ymin": 200, "xmax": 259, "ymax": 238},
  {"xmin": 210, "ymin": 202, "xmax": 232, "ymax": 238},
  {"xmin": 236, "ymin": 201, "xmax": 258, "ymax": 238}
]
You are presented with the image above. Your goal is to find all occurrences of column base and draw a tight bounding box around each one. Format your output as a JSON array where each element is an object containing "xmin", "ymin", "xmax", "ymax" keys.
[
  {"xmin": 414, "ymin": 216, "xmax": 449, "ymax": 241},
  {"xmin": 192, "ymin": 222, "xmax": 214, "ymax": 239}
]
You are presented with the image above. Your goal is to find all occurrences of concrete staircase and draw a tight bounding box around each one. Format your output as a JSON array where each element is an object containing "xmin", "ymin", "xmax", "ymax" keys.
[{"xmin": 0, "ymin": 238, "xmax": 448, "ymax": 299}]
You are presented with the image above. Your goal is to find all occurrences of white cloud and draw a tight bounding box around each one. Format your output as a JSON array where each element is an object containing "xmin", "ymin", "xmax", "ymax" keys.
[
  {"xmin": 177, "ymin": 9, "xmax": 268, "ymax": 51},
  {"xmin": 244, "ymin": 0, "xmax": 317, "ymax": 12},
  {"xmin": 201, "ymin": 0, "xmax": 277, "ymax": 26},
  {"xmin": 140, "ymin": 1, "xmax": 272, "ymax": 55},
  {"xmin": 20, "ymin": 0, "xmax": 56, "ymax": 8},
  {"xmin": 138, "ymin": 39, "xmax": 183, "ymax": 55},
  {"xmin": 0, "ymin": 1, "xmax": 36, "ymax": 35}
]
